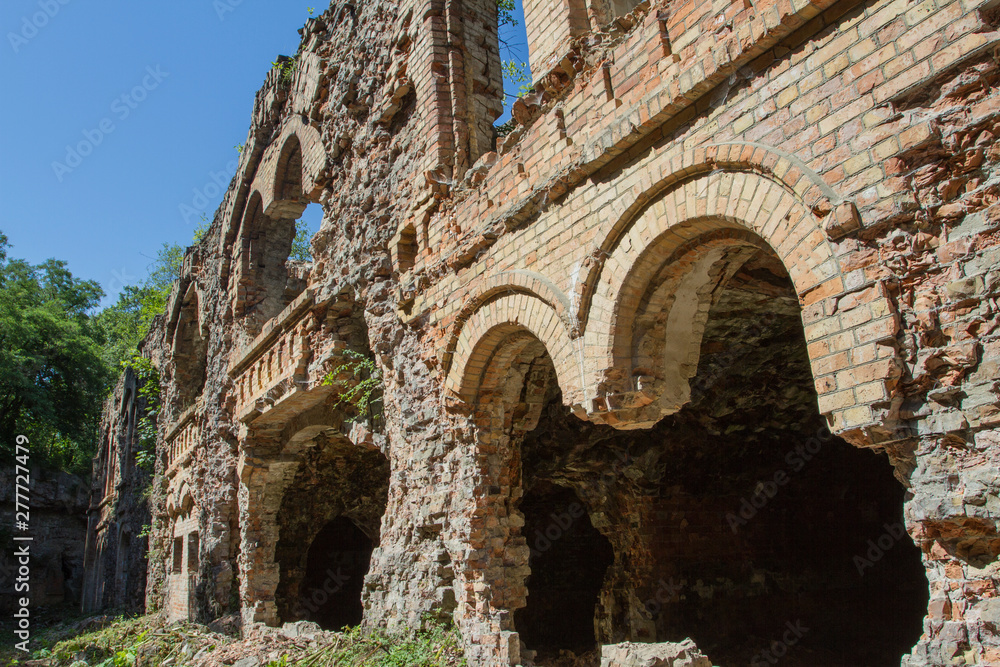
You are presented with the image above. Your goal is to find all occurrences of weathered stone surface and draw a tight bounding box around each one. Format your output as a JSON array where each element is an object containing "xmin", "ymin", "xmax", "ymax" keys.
[
  {"xmin": 80, "ymin": 367, "xmax": 151, "ymax": 615},
  {"xmin": 0, "ymin": 468, "xmax": 88, "ymax": 611},
  {"xmin": 600, "ymin": 640, "xmax": 712, "ymax": 667}
]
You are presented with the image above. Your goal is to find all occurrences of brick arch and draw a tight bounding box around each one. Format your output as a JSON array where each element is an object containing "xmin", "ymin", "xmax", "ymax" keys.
[
  {"xmin": 166, "ymin": 478, "xmax": 196, "ymax": 517},
  {"xmin": 231, "ymin": 189, "xmax": 265, "ymax": 276},
  {"xmin": 166, "ymin": 281, "xmax": 208, "ymax": 411},
  {"xmin": 441, "ymin": 270, "xmax": 576, "ymax": 383},
  {"xmin": 575, "ymin": 142, "xmax": 854, "ymax": 332},
  {"xmin": 445, "ymin": 292, "xmax": 584, "ymax": 405},
  {"xmin": 238, "ymin": 403, "xmax": 388, "ymax": 628},
  {"xmin": 252, "ymin": 117, "xmax": 326, "ymax": 218},
  {"xmin": 582, "ymin": 167, "xmax": 900, "ymax": 437}
]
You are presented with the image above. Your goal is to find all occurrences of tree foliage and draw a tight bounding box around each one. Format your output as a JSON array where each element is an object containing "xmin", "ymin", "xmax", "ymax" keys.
[
  {"xmin": 0, "ymin": 228, "xmax": 186, "ymax": 472},
  {"xmin": 290, "ymin": 217, "xmax": 312, "ymax": 262},
  {"xmin": 3, "ymin": 170, "xmax": 316, "ymax": 473},
  {"xmin": 93, "ymin": 240, "xmax": 181, "ymax": 373},
  {"xmin": 496, "ymin": 0, "xmax": 531, "ymax": 109},
  {"xmin": 0, "ymin": 232, "xmax": 109, "ymax": 471}
]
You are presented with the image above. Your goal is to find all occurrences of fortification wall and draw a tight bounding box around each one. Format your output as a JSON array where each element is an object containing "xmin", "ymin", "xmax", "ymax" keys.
[
  {"xmin": 86, "ymin": 0, "xmax": 1000, "ymax": 664},
  {"xmin": 81, "ymin": 367, "xmax": 151, "ymax": 615}
]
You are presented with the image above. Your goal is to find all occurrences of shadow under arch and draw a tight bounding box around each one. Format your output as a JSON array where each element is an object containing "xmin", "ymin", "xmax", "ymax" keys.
[
  {"xmin": 502, "ymin": 252, "xmax": 929, "ymax": 665},
  {"xmin": 444, "ymin": 290, "xmax": 585, "ymax": 409},
  {"xmin": 449, "ymin": 318, "xmax": 620, "ymax": 666},
  {"xmin": 167, "ymin": 281, "xmax": 207, "ymax": 411},
  {"xmin": 229, "ymin": 120, "xmax": 326, "ymax": 329}
]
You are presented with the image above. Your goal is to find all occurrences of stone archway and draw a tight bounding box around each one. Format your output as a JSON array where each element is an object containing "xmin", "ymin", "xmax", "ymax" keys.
[
  {"xmin": 447, "ymin": 314, "xmax": 613, "ymax": 666},
  {"xmin": 237, "ymin": 401, "xmax": 389, "ymax": 629},
  {"xmin": 507, "ymin": 249, "xmax": 928, "ymax": 665},
  {"xmin": 581, "ymin": 167, "xmax": 902, "ymax": 442},
  {"xmin": 444, "ymin": 162, "xmax": 931, "ymax": 665},
  {"xmin": 228, "ymin": 120, "xmax": 326, "ymax": 328},
  {"xmin": 294, "ymin": 517, "xmax": 374, "ymax": 630}
]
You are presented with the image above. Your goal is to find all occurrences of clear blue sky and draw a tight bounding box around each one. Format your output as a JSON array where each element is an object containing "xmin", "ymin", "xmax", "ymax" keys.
[{"xmin": 1, "ymin": 1, "xmax": 527, "ymax": 308}]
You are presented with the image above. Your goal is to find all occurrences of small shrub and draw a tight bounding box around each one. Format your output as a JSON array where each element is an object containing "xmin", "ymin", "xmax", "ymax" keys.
[{"xmin": 322, "ymin": 350, "xmax": 384, "ymax": 422}]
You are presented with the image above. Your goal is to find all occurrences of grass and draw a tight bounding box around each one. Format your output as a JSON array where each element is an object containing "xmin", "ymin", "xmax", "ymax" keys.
[
  {"xmin": 286, "ymin": 621, "xmax": 467, "ymax": 667},
  {"xmin": 0, "ymin": 612, "xmax": 467, "ymax": 667}
]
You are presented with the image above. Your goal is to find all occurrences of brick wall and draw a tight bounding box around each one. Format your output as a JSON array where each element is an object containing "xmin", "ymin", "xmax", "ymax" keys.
[{"xmin": 81, "ymin": 0, "xmax": 1000, "ymax": 664}]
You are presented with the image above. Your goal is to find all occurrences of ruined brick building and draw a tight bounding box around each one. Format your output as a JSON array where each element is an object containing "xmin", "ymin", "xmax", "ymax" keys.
[{"xmin": 84, "ymin": 0, "xmax": 1000, "ymax": 664}]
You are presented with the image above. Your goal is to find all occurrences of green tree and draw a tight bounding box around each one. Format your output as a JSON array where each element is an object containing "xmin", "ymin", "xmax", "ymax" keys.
[
  {"xmin": 146, "ymin": 241, "xmax": 184, "ymax": 292},
  {"xmin": 93, "ymin": 240, "xmax": 183, "ymax": 373},
  {"xmin": 93, "ymin": 284, "xmax": 168, "ymax": 372},
  {"xmin": 0, "ymin": 232, "xmax": 109, "ymax": 470},
  {"xmin": 290, "ymin": 217, "xmax": 312, "ymax": 262}
]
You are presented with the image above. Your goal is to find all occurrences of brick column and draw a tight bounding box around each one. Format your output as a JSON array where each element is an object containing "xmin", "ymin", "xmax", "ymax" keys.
[{"xmin": 523, "ymin": 0, "xmax": 590, "ymax": 84}]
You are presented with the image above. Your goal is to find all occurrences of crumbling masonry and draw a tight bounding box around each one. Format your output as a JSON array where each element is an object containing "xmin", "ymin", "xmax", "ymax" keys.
[{"xmin": 87, "ymin": 0, "xmax": 1000, "ymax": 664}]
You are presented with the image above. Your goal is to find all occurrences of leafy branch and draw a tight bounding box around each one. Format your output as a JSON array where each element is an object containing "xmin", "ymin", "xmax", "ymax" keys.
[
  {"xmin": 322, "ymin": 350, "xmax": 383, "ymax": 421},
  {"xmin": 125, "ymin": 352, "xmax": 160, "ymax": 472},
  {"xmin": 497, "ymin": 0, "xmax": 531, "ymax": 109}
]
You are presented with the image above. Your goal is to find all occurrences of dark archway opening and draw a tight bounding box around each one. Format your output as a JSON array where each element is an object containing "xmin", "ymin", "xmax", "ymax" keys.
[
  {"xmin": 642, "ymin": 252, "xmax": 927, "ymax": 666},
  {"xmin": 515, "ymin": 483, "xmax": 614, "ymax": 658},
  {"xmin": 513, "ymin": 250, "xmax": 927, "ymax": 666},
  {"xmin": 297, "ymin": 516, "xmax": 373, "ymax": 630},
  {"xmin": 273, "ymin": 432, "xmax": 390, "ymax": 630}
]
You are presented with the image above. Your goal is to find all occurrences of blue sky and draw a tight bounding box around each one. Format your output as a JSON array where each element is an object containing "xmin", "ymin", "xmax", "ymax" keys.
[{"xmin": 1, "ymin": 1, "xmax": 527, "ymax": 307}]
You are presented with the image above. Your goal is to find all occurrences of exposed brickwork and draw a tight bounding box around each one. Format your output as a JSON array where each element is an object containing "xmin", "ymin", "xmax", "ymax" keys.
[
  {"xmin": 83, "ymin": 0, "xmax": 1000, "ymax": 665},
  {"xmin": 81, "ymin": 368, "xmax": 151, "ymax": 614}
]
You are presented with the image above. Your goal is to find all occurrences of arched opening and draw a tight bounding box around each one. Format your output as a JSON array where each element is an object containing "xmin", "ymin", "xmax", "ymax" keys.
[
  {"xmin": 166, "ymin": 490, "xmax": 198, "ymax": 622},
  {"xmin": 515, "ymin": 483, "xmax": 614, "ymax": 659},
  {"xmin": 468, "ymin": 327, "xmax": 613, "ymax": 664},
  {"xmin": 115, "ymin": 528, "xmax": 130, "ymax": 606},
  {"xmin": 240, "ymin": 195, "xmax": 299, "ymax": 325},
  {"xmin": 274, "ymin": 135, "xmax": 304, "ymax": 205},
  {"xmin": 234, "ymin": 134, "xmax": 324, "ymax": 329},
  {"xmin": 628, "ymin": 252, "xmax": 927, "ymax": 665},
  {"xmin": 504, "ymin": 244, "xmax": 927, "ymax": 665},
  {"xmin": 297, "ymin": 517, "xmax": 373, "ymax": 630},
  {"xmin": 272, "ymin": 432, "xmax": 390, "ymax": 630},
  {"xmin": 169, "ymin": 284, "xmax": 207, "ymax": 410}
]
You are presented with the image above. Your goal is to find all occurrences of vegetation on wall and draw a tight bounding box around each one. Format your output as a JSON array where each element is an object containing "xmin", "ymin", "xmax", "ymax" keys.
[
  {"xmin": 322, "ymin": 349, "xmax": 384, "ymax": 422},
  {"xmin": 127, "ymin": 352, "xmax": 161, "ymax": 473}
]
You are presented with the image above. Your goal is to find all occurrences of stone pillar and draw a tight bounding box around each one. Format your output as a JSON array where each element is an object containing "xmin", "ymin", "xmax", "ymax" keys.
[
  {"xmin": 903, "ymin": 428, "xmax": 1000, "ymax": 665},
  {"xmin": 237, "ymin": 450, "xmax": 299, "ymax": 629}
]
